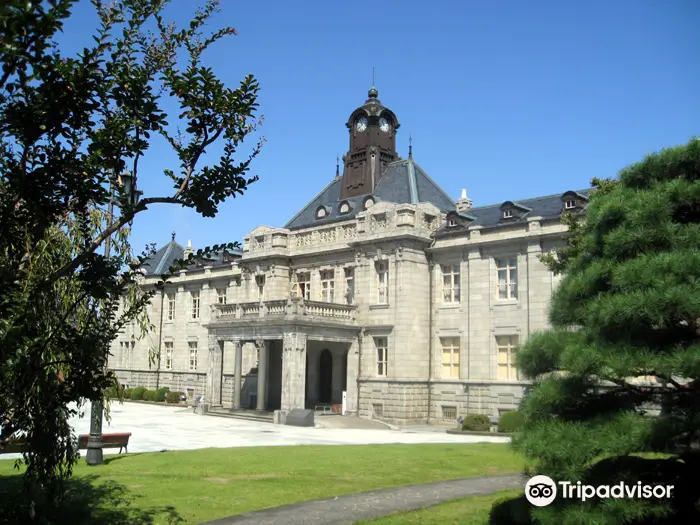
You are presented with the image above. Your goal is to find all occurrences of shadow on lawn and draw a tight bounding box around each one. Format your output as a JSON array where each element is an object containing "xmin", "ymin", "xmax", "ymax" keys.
[{"xmin": 0, "ymin": 473, "xmax": 184, "ymax": 525}]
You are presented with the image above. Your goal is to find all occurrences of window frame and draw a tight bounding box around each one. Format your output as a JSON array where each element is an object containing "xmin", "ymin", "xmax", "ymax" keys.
[
  {"xmin": 496, "ymin": 335, "xmax": 519, "ymax": 381},
  {"xmin": 320, "ymin": 269, "xmax": 335, "ymax": 303},
  {"xmin": 188, "ymin": 341, "xmax": 198, "ymax": 371},
  {"xmin": 344, "ymin": 267, "xmax": 355, "ymax": 305},
  {"xmin": 502, "ymin": 209, "xmax": 513, "ymax": 219},
  {"xmin": 296, "ymin": 272, "xmax": 311, "ymax": 301},
  {"xmin": 216, "ymin": 288, "xmax": 227, "ymax": 305},
  {"xmin": 441, "ymin": 264, "xmax": 461, "ymax": 304},
  {"xmin": 256, "ymin": 275, "xmax": 265, "ymax": 301},
  {"xmin": 496, "ymin": 257, "xmax": 518, "ymax": 300},
  {"xmin": 375, "ymin": 337, "xmax": 388, "ymax": 377},
  {"xmin": 564, "ymin": 199, "xmax": 576, "ymax": 210},
  {"xmin": 191, "ymin": 291, "xmax": 200, "ymax": 319},
  {"xmin": 167, "ymin": 293, "xmax": 176, "ymax": 321},
  {"xmin": 164, "ymin": 341, "xmax": 173, "ymax": 370},
  {"xmin": 376, "ymin": 261, "xmax": 389, "ymax": 305},
  {"xmin": 440, "ymin": 337, "xmax": 460, "ymax": 378}
]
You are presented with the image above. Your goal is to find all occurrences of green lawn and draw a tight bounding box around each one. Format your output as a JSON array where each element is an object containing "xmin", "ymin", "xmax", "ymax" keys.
[
  {"xmin": 358, "ymin": 489, "xmax": 523, "ymax": 525},
  {"xmin": 0, "ymin": 443, "xmax": 524, "ymax": 525}
]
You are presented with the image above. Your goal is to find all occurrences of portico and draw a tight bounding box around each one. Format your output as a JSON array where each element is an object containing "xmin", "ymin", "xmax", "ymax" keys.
[{"xmin": 204, "ymin": 298, "xmax": 360, "ymax": 415}]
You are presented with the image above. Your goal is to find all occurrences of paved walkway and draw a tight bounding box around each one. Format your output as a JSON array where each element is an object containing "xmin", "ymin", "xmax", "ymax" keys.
[{"xmin": 199, "ymin": 474, "xmax": 524, "ymax": 525}]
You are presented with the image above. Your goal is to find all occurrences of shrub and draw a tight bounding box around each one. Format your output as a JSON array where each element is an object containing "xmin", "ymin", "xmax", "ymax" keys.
[
  {"xmin": 123, "ymin": 388, "xmax": 133, "ymax": 399},
  {"xmin": 498, "ymin": 411, "xmax": 525, "ymax": 433},
  {"xmin": 142, "ymin": 390, "xmax": 156, "ymax": 402},
  {"xmin": 105, "ymin": 386, "xmax": 118, "ymax": 399},
  {"xmin": 489, "ymin": 494, "xmax": 532, "ymax": 525},
  {"xmin": 165, "ymin": 391, "xmax": 183, "ymax": 404},
  {"xmin": 155, "ymin": 387, "xmax": 170, "ymax": 402},
  {"xmin": 130, "ymin": 387, "xmax": 147, "ymax": 400},
  {"xmin": 461, "ymin": 414, "xmax": 491, "ymax": 432}
]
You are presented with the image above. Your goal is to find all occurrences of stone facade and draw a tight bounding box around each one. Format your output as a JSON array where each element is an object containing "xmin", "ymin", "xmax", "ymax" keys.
[{"xmin": 108, "ymin": 88, "xmax": 586, "ymax": 425}]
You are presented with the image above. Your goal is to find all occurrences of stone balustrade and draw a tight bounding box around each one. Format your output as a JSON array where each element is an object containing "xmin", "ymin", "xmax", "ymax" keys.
[{"xmin": 211, "ymin": 298, "xmax": 357, "ymax": 324}]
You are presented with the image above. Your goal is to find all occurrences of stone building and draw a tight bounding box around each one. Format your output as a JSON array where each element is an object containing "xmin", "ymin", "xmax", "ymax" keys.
[{"xmin": 109, "ymin": 87, "xmax": 589, "ymax": 425}]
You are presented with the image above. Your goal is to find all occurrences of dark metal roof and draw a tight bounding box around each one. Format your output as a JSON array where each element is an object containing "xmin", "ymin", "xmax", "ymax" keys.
[
  {"xmin": 141, "ymin": 240, "xmax": 243, "ymax": 276},
  {"xmin": 436, "ymin": 189, "xmax": 592, "ymax": 236},
  {"xmin": 284, "ymin": 158, "xmax": 456, "ymax": 230}
]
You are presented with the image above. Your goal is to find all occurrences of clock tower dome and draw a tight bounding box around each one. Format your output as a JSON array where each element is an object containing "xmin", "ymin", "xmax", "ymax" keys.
[{"xmin": 340, "ymin": 86, "xmax": 400, "ymax": 199}]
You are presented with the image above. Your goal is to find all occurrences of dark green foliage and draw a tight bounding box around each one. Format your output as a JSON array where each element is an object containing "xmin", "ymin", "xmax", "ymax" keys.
[
  {"xmin": 123, "ymin": 388, "xmax": 133, "ymax": 400},
  {"xmin": 462, "ymin": 414, "xmax": 491, "ymax": 432},
  {"xmin": 155, "ymin": 387, "xmax": 169, "ymax": 402},
  {"xmin": 130, "ymin": 387, "xmax": 146, "ymax": 401},
  {"xmin": 497, "ymin": 411, "xmax": 524, "ymax": 433},
  {"xmin": 0, "ymin": 0, "xmax": 262, "ymax": 512},
  {"xmin": 489, "ymin": 494, "xmax": 532, "ymax": 525},
  {"xmin": 165, "ymin": 392, "xmax": 182, "ymax": 404},
  {"xmin": 141, "ymin": 390, "xmax": 156, "ymax": 402},
  {"xmin": 105, "ymin": 386, "xmax": 118, "ymax": 399},
  {"xmin": 506, "ymin": 139, "xmax": 700, "ymax": 524}
]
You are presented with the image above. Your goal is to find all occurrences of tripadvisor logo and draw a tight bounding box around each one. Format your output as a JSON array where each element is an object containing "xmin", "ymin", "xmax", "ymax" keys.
[{"xmin": 525, "ymin": 475, "xmax": 674, "ymax": 506}]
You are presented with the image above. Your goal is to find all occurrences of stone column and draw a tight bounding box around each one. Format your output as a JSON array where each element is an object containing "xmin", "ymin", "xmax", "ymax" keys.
[
  {"xmin": 256, "ymin": 340, "xmax": 268, "ymax": 411},
  {"xmin": 206, "ymin": 338, "xmax": 223, "ymax": 408},
  {"xmin": 344, "ymin": 338, "xmax": 360, "ymax": 415},
  {"xmin": 331, "ymin": 348, "xmax": 344, "ymax": 404},
  {"xmin": 233, "ymin": 340, "xmax": 243, "ymax": 410},
  {"xmin": 306, "ymin": 348, "xmax": 318, "ymax": 407},
  {"xmin": 281, "ymin": 332, "xmax": 307, "ymax": 411}
]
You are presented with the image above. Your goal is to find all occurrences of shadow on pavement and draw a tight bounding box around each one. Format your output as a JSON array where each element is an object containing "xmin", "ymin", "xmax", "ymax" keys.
[{"xmin": 0, "ymin": 473, "xmax": 183, "ymax": 525}]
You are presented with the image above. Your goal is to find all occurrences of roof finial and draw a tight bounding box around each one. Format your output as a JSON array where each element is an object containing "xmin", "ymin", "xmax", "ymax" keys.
[
  {"xmin": 372, "ymin": 66, "xmax": 375, "ymax": 88},
  {"xmin": 171, "ymin": 231, "xmax": 176, "ymax": 242},
  {"xmin": 336, "ymin": 154, "xmax": 340, "ymax": 178},
  {"xmin": 408, "ymin": 134, "xmax": 413, "ymax": 159}
]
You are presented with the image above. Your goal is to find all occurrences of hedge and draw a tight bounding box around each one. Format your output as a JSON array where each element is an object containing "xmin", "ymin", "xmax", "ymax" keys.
[
  {"xmin": 142, "ymin": 390, "xmax": 156, "ymax": 402},
  {"xmin": 462, "ymin": 414, "xmax": 491, "ymax": 432},
  {"xmin": 155, "ymin": 387, "xmax": 170, "ymax": 402},
  {"xmin": 165, "ymin": 391, "xmax": 183, "ymax": 404},
  {"xmin": 130, "ymin": 386, "xmax": 147, "ymax": 400},
  {"xmin": 498, "ymin": 410, "xmax": 524, "ymax": 433}
]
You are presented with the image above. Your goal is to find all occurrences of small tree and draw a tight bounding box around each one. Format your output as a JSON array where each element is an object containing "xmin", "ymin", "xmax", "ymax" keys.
[
  {"xmin": 496, "ymin": 139, "xmax": 700, "ymax": 524},
  {"xmin": 0, "ymin": 0, "xmax": 263, "ymax": 512}
]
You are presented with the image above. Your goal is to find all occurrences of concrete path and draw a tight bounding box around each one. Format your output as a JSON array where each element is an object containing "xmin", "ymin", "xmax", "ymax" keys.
[
  {"xmin": 0, "ymin": 402, "xmax": 509, "ymax": 461},
  {"xmin": 198, "ymin": 474, "xmax": 524, "ymax": 525}
]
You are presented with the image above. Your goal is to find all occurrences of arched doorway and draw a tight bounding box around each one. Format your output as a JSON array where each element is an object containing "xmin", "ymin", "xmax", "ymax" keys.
[{"xmin": 319, "ymin": 349, "xmax": 332, "ymax": 403}]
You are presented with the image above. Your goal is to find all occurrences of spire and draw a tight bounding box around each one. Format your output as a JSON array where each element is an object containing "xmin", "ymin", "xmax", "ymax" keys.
[
  {"xmin": 335, "ymin": 154, "xmax": 340, "ymax": 178},
  {"xmin": 171, "ymin": 231, "xmax": 176, "ymax": 242},
  {"xmin": 408, "ymin": 134, "xmax": 413, "ymax": 159},
  {"xmin": 368, "ymin": 67, "xmax": 378, "ymax": 99}
]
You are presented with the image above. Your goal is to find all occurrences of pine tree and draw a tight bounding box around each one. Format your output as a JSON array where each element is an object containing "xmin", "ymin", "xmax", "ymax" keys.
[{"xmin": 491, "ymin": 138, "xmax": 700, "ymax": 524}]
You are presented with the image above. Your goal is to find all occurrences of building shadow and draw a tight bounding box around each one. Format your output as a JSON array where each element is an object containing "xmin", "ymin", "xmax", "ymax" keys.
[{"xmin": 0, "ymin": 473, "xmax": 183, "ymax": 525}]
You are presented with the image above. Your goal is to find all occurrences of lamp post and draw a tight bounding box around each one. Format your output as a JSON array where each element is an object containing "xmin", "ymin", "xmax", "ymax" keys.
[{"xmin": 86, "ymin": 171, "xmax": 139, "ymax": 466}]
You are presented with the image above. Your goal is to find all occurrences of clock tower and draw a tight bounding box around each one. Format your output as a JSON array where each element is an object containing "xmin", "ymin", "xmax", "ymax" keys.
[{"xmin": 340, "ymin": 86, "xmax": 400, "ymax": 199}]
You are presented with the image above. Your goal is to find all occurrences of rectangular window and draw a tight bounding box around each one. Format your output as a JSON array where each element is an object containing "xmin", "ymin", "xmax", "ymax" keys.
[
  {"xmin": 375, "ymin": 337, "xmax": 388, "ymax": 377},
  {"xmin": 297, "ymin": 272, "xmax": 311, "ymax": 301},
  {"xmin": 256, "ymin": 275, "xmax": 265, "ymax": 301},
  {"xmin": 191, "ymin": 291, "xmax": 200, "ymax": 319},
  {"xmin": 441, "ymin": 264, "xmax": 461, "ymax": 303},
  {"xmin": 216, "ymin": 288, "xmax": 227, "ymax": 305},
  {"xmin": 320, "ymin": 270, "xmax": 334, "ymax": 302},
  {"xmin": 496, "ymin": 335, "xmax": 519, "ymax": 380},
  {"xmin": 164, "ymin": 342, "xmax": 173, "ymax": 370},
  {"xmin": 564, "ymin": 199, "xmax": 576, "ymax": 210},
  {"xmin": 188, "ymin": 341, "xmax": 198, "ymax": 371},
  {"xmin": 344, "ymin": 267, "xmax": 355, "ymax": 305},
  {"xmin": 167, "ymin": 293, "xmax": 175, "ymax": 320},
  {"xmin": 376, "ymin": 261, "xmax": 388, "ymax": 304},
  {"xmin": 503, "ymin": 209, "xmax": 513, "ymax": 219},
  {"xmin": 496, "ymin": 258, "xmax": 518, "ymax": 300},
  {"xmin": 441, "ymin": 337, "xmax": 460, "ymax": 378}
]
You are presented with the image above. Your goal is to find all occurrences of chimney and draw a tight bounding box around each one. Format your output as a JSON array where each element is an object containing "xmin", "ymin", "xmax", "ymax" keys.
[
  {"xmin": 455, "ymin": 189, "xmax": 473, "ymax": 212},
  {"xmin": 183, "ymin": 239, "xmax": 194, "ymax": 259}
]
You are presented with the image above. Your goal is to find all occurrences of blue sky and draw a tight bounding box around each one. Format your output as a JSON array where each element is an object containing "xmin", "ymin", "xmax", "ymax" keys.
[{"xmin": 59, "ymin": 0, "xmax": 699, "ymax": 255}]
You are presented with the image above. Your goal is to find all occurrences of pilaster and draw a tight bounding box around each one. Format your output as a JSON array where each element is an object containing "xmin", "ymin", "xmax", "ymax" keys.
[{"xmin": 281, "ymin": 332, "xmax": 307, "ymax": 411}]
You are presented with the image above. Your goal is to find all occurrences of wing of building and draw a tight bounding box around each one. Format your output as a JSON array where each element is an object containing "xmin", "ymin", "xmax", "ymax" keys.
[{"xmin": 109, "ymin": 87, "xmax": 590, "ymax": 425}]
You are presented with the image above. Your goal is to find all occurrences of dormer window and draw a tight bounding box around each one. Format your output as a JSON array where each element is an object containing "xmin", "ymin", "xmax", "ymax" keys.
[
  {"xmin": 316, "ymin": 206, "xmax": 328, "ymax": 219},
  {"xmin": 561, "ymin": 191, "xmax": 588, "ymax": 212},
  {"xmin": 448, "ymin": 218, "xmax": 457, "ymax": 227},
  {"xmin": 564, "ymin": 200, "xmax": 576, "ymax": 210},
  {"xmin": 364, "ymin": 196, "xmax": 375, "ymax": 210},
  {"xmin": 499, "ymin": 201, "xmax": 531, "ymax": 222},
  {"xmin": 339, "ymin": 201, "xmax": 351, "ymax": 214},
  {"xmin": 503, "ymin": 209, "xmax": 513, "ymax": 219}
]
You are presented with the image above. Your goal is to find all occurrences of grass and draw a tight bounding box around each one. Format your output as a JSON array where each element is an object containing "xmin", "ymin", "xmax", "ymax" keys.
[
  {"xmin": 357, "ymin": 489, "xmax": 523, "ymax": 525},
  {"xmin": 0, "ymin": 443, "xmax": 524, "ymax": 525}
]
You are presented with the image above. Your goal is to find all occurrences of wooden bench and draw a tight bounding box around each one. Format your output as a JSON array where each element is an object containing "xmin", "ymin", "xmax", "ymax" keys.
[{"xmin": 78, "ymin": 432, "xmax": 132, "ymax": 454}]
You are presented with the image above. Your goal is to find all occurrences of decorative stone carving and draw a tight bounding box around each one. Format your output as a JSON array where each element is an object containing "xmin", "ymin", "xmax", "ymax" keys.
[{"xmin": 319, "ymin": 228, "xmax": 337, "ymax": 243}]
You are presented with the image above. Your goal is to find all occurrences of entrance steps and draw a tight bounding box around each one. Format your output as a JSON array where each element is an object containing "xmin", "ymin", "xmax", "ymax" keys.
[{"xmin": 206, "ymin": 407, "xmax": 275, "ymax": 424}]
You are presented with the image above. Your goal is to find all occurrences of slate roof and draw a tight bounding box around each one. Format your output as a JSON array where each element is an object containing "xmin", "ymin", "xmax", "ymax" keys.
[
  {"xmin": 141, "ymin": 239, "xmax": 243, "ymax": 276},
  {"xmin": 435, "ymin": 189, "xmax": 592, "ymax": 237},
  {"xmin": 284, "ymin": 158, "xmax": 456, "ymax": 230}
]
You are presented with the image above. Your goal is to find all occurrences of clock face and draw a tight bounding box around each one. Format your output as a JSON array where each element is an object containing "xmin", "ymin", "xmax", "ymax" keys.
[
  {"xmin": 379, "ymin": 117, "xmax": 390, "ymax": 132},
  {"xmin": 355, "ymin": 117, "xmax": 368, "ymax": 132}
]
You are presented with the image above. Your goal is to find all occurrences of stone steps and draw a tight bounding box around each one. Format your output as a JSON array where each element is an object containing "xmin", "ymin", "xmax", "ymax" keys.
[{"xmin": 206, "ymin": 408, "xmax": 275, "ymax": 424}]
